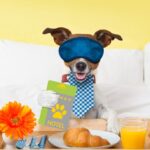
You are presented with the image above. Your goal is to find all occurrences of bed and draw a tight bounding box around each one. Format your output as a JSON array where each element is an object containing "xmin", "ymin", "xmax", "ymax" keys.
[{"xmin": 0, "ymin": 40, "xmax": 150, "ymax": 119}]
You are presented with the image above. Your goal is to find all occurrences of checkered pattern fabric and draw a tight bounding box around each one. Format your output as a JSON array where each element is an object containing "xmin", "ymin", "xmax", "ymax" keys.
[{"xmin": 68, "ymin": 72, "xmax": 95, "ymax": 118}]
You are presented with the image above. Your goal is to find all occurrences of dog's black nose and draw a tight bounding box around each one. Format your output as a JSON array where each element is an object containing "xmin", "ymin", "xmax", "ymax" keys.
[{"xmin": 76, "ymin": 62, "xmax": 86, "ymax": 71}]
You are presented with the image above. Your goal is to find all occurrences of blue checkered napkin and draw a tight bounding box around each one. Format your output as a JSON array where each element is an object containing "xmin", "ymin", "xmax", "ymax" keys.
[{"xmin": 68, "ymin": 72, "xmax": 95, "ymax": 118}]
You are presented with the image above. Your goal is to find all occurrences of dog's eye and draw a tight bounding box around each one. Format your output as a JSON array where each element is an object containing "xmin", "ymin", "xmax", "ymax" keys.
[
  {"xmin": 62, "ymin": 46, "xmax": 72, "ymax": 51},
  {"xmin": 90, "ymin": 47, "xmax": 102, "ymax": 58},
  {"xmin": 60, "ymin": 46, "xmax": 72, "ymax": 60},
  {"xmin": 92, "ymin": 47, "xmax": 100, "ymax": 52}
]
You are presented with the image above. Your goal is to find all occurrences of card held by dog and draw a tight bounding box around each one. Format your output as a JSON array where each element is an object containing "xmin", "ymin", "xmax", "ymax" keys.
[{"xmin": 39, "ymin": 80, "xmax": 77, "ymax": 130}]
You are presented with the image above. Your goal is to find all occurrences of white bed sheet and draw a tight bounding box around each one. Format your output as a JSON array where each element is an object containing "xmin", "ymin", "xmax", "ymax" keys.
[
  {"xmin": 95, "ymin": 83, "xmax": 150, "ymax": 118},
  {"xmin": 0, "ymin": 83, "xmax": 44, "ymax": 119},
  {"xmin": 0, "ymin": 83, "xmax": 150, "ymax": 119}
]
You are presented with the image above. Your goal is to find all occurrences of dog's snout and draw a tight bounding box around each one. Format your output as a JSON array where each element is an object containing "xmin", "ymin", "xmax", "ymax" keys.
[{"xmin": 76, "ymin": 62, "xmax": 86, "ymax": 71}]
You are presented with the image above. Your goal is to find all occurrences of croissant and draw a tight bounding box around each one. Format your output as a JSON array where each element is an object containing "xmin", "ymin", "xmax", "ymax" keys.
[{"xmin": 63, "ymin": 127, "xmax": 110, "ymax": 147}]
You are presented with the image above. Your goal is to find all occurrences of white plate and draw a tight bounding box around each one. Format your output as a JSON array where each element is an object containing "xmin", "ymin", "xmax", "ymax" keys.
[{"xmin": 48, "ymin": 130, "xmax": 120, "ymax": 149}]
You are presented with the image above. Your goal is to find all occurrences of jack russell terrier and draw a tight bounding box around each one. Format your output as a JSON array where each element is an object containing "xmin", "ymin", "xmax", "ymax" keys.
[{"xmin": 39, "ymin": 27, "xmax": 123, "ymax": 134}]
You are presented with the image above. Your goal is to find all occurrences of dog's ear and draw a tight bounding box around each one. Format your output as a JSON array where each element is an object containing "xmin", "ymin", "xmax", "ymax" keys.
[
  {"xmin": 94, "ymin": 29, "xmax": 123, "ymax": 47},
  {"xmin": 42, "ymin": 27, "xmax": 72, "ymax": 45}
]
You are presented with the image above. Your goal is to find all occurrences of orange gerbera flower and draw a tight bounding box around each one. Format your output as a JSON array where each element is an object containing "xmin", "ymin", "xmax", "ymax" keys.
[{"xmin": 0, "ymin": 101, "xmax": 36, "ymax": 140}]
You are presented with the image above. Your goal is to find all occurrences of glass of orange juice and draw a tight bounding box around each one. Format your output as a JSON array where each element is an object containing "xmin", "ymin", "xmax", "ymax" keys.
[{"xmin": 120, "ymin": 117, "xmax": 148, "ymax": 149}]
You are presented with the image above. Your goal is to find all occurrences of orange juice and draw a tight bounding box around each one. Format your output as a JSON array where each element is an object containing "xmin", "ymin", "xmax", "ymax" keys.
[{"xmin": 120, "ymin": 126, "xmax": 147, "ymax": 149}]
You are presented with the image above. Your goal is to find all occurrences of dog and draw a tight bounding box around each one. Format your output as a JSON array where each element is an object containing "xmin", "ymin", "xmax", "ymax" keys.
[{"xmin": 41, "ymin": 27, "xmax": 122, "ymax": 133}]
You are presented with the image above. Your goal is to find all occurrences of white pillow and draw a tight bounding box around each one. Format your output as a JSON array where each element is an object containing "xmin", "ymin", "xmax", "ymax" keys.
[
  {"xmin": 96, "ymin": 49, "xmax": 144, "ymax": 85},
  {"xmin": 144, "ymin": 43, "xmax": 150, "ymax": 85},
  {"xmin": 0, "ymin": 40, "xmax": 69, "ymax": 87}
]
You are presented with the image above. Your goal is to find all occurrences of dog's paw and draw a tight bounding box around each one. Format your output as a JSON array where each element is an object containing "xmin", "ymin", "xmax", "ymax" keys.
[
  {"xmin": 38, "ymin": 91, "xmax": 59, "ymax": 108},
  {"xmin": 107, "ymin": 119, "xmax": 120, "ymax": 134}
]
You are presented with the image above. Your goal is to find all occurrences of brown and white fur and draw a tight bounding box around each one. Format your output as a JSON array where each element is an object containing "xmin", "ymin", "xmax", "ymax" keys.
[{"xmin": 41, "ymin": 27, "xmax": 123, "ymax": 133}]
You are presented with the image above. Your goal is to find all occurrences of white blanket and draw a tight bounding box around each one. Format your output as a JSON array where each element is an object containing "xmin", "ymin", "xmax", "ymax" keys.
[
  {"xmin": 0, "ymin": 83, "xmax": 150, "ymax": 119},
  {"xmin": 95, "ymin": 83, "xmax": 150, "ymax": 118}
]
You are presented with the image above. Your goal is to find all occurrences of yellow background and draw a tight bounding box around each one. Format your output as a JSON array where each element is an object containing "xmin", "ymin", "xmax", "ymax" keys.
[{"xmin": 0, "ymin": 0, "xmax": 150, "ymax": 49}]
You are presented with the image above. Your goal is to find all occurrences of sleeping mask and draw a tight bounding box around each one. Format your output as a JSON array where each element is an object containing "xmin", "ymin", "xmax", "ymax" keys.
[{"xmin": 59, "ymin": 37, "xmax": 104, "ymax": 64}]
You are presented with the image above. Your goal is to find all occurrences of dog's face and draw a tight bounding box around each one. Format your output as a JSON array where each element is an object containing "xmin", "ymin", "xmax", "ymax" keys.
[
  {"xmin": 67, "ymin": 58, "xmax": 91, "ymax": 81},
  {"xmin": 64, "ymin": 58, "xmax": 99, "ymax": 81},
  {"xmin": 43, "ymin": 27, "xmax": 122, "ymax": 81}
]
